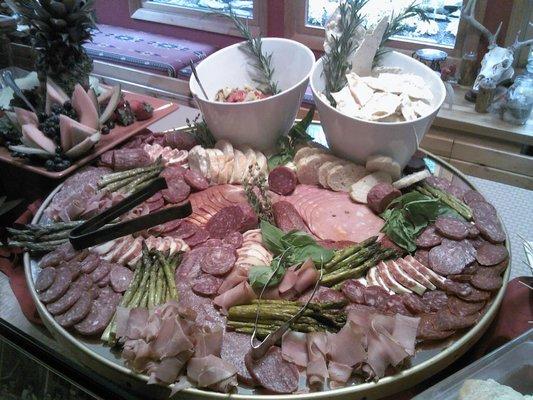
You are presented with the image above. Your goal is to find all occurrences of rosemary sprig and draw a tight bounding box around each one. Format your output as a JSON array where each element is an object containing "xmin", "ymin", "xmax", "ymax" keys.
[
  {"xmin": 220, "ymin": 9, "xmax": 279, "ymax": 95},
  {"xmin": 186, "ymin": 114, "xmax": 216, "ymax": 148},
  {"xmin": 374, "ymin": 2, "xmax": 429, "ymax": 63},
  {"xmin": 243, "ymin": 163, "xmax": 274, "ymax": 224},
  {"xmin": 322, "ymin": 0, "xmax": 369, "ymax": 104}
]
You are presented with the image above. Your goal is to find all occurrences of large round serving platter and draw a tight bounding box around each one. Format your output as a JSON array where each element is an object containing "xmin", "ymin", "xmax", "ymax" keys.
[{"xmin": 24, "ymin": 125, "xmax": 511, "ymax": 400}]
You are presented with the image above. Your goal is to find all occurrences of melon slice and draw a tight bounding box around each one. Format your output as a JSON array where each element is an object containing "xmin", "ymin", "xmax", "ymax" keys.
[
  {"xmin": 87, "ymin": 88, "xmax": 100, "ymax": 117},
  {"xmin": 99, "ymin": 85, "xmax": 121, "ymax": 125},
  {"xmin": 71, "ymin": 84, "xmax": 99, "ymax": 130},
  {"xmin": 65, "ymin": 132, "xmax": 101, "ymax": 160},
  {"xmin": 45, "ymin": 77, "xmax": 69, "ymax": 114},
  {"xmin": 97, "ymin": 88, "xmax": 113, "ymax": 105},
  {"xmin": 21, "ymin": 124, "xmax": 56, "ymax": 154},
  {"xmin": 14, "ymin": 107, "xmax": 38, "ymax": 126},
  {"xmin": 59, "ymin": 114, "xmax": 98, "ymax": 151},
  {"xmin": 9, "ymin": 145, "xmax": 53, "ymax": 158}
]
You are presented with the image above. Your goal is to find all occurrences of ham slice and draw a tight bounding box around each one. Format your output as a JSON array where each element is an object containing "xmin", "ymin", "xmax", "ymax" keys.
[
  {"xmin": 279, "ymin": 258, "xmax": 319, "ymax": 299},
  {"xmin": 327, "ymin": 321, "xmax": 366, "ymax": 367},
  {"xmin": 306, "ymin": 332, "xmax": 329, "ymax": 387},
  {"xmin": 281, "ymin": 331, "xmax": 308, "ymax": 367},
  {"xmin": 187, "ymin": 355, "xmax": 238, "ymax": 393},
  {"xmin": 328, "ymin": 362, "xmax": 353, "ymax": 387},
  {"xmin": 193, "ymin": 326, "xmax": 224, "ymax": 358},
  {"xmin": 283, "ymin": 185, "xmax": 384, "ymax": 243},
  {"xmin": 213, "ymin": 281, "xmax": 257, "ymax": 314}
]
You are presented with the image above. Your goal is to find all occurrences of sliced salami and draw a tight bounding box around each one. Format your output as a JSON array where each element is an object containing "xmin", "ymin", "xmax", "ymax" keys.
[
  {"xmin": 223, "ymin": 231, "xmax": 243, "ymax": 249},
  {"xmin": 471, "ymin": 201, "xmax": 505, "ymax": 243},
  {"xmin": 447, "ymin": 296, "xmax": 485, "ymax": 317},
  {"xmin": 438, "ymin": 279, "xmax": 472, "ymax": 297},
  {"xmin": 341, "ymin": 279, "xmax": 366, "ymax": 304},
  {"xmin": 35, "ymin": 267, "xmax": 56, "ymax": 292},
  {"xmin": 168, "ymin": 221, "xmax": 198, "ymax": 239},
  {"xmin": 422, "ymin": 290, "xmax": 448, "ymax": 312},
  {"xmin": 96, "ymin": 272, "xmax": 111, "ymax": 288},
  {"xmin": 428, "ymin": 239, "xmax": 475, "ymax": 275},
  {"xmin": 448, "ymin": 185, "xmax": 468, "ymax": 200},
  {"xmin": 236, "ymin": 203, "xmax": 258, "ymax": 232},
  {"xmin": 192, "ymin": 274, "xmax": 224, "ymax": 297},
  {"xmin": 425, "ymin": 176, "xmax": 451, "ymax": 192},
  {"xmin": 415, "ymin": 225, "xmax": 442, "ymax": 248},
  {"xmin": 203, "ymin": 238, "xmax": 224, "ymax": 247},
  {"xmin": 272, "ymin": 201, "xmax": 309, "ymax": 233},
  {"xmin": 79, "ymin": 253, "xmax": 100, "ymax": 273},
  {"xmin": 110, "ymin": 266, "xmax": 133, "ymax": 293},
  {"xmin": 90, "ymin": 261, "xmax": 112, "ymax": 283},
  {"xmin": 146, "ymin": 191, "xmax": 163, "ymax": 204},
  {"xmin": 402, "ymin": 293, "xmax": 431, "ymax": 315},
  {"xmin": 385, "ymin": 294, "xmax": 412, "ymax": 316},
  {"xmin": 47, "ymin": 282, "xmax": 84, "ymax": 315},
  {"xmin": 298, "ymin": 286, "xmax": 346, "ymax": 305},
  {"xmin": 416, "ymin": 313, "xmax": 455, "ymax": 341},
  {"xmin": 467, "ymin": 225, "xmax": 480, "ymax": 238},
  {"xmin": 268, "ymin": 166, "xmax": 297, "ymax": 196},
  {"xmin": 363, "ymin": 285, "xmax": 390, "ymax": 312},
  {"xmin": 64, "ymin": 259, "xmax": 81, "ymax": 280},
  {"xmin": 206, "ymin": 206, "xmax": 245, "ymax": 239},
  {"xmin": 434, "ymin": 309, "xmax": 478, "ymax": 331},
  {"xmin": 462, "ymin": 190, "xmax": 485, "ymax": 206},
  {"xmin": 245, "ymin": 346, "xmax": 299, "ymax": 394},
  {"xmin": 221, "ymin": 332, "xmax": 256, "ymax": 386},
  {"xmin": 162, "ymin": 177, "xmax": 191, "ymax": 204},
  {"xmin": 414, "ymin": 249, "xmax": 429, "ymax": 266},
  {"xmin": 475, "ymin": 243, "xmax": 508, "ymax": 266},
  {"xmin": 456, "ymin": 284, "xmax": 491, "ymax": 303},
  {"xmin": 184, "ymin": 169, "xmax": 209, "ymax": 191},
  {"xmin": 470, "ymin": 269, "xmax": 503, "ymax": 291},
  {"xmin": 39, "ymin": 267, "xmax": 72, "ymax": 304},
  {"xmin": 161, "ymin": 165, "xmax": 186, "ymax": 180},
  {"xmin": 201, "ymin": 245, "xmax": 236, "ymax": 276},
  {"xmin": 435, "ymin": 217, "xmax": 470, "ymax": 240},
  {"xmin": 74, "ymin": 291, "xmax": 122, "ymax": 336},
  {"xmin": 147, "ymin": 197, "xmax": 164, "ymax": 212},
  {"xmin": 55, "ymin": 291, "xmax": 92, "ymax": 328},
  {"xmin": 468, "ymin": 236, "xmax": 487, "ymax": 249},
  {"xmin": 184, "ymin": 228, "xmax": 210, "ymax": 247}
]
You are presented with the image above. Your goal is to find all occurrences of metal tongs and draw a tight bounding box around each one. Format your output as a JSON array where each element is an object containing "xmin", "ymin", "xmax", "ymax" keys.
[
  {"xmin": 249, "ymin": 251, "xmax": 324, "ymax": 360},
  {"xmin": 69, "ymin": 177, "xmax": 192, "ymax": 250}
]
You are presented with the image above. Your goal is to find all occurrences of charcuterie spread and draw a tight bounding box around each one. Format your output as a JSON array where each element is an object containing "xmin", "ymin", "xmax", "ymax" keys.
[{"xmin": 17, "ymin": 119, "xmax": 509, "ymax": 397}]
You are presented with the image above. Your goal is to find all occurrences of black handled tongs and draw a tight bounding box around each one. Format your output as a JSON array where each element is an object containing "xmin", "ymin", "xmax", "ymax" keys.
[{"xmin": 69, "ymin": 177, "xmax": 192, "ymax": 250}]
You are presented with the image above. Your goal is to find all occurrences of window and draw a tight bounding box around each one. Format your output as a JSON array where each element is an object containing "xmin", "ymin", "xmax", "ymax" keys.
[
  {"xmin": 129, "ymin": 0, "xmax": 266, "ymax": 36},
  {"xmin": 285, "ymin": 0, "xmax": 490, "ymax": 59}
]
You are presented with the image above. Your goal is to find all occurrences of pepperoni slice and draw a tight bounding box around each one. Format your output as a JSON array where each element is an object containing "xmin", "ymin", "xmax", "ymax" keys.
[
  {"xmin": 201, "ymin": 245, "xmax": 236, "ymax": 276},
  {"xmin": 192, "ymin": 274, "xmax": 224, "ymax": 297},
  {"xmin": 184, "ymin": 169, "xmax": 209, "ymax": 191},
  {"xmin": 416, "ymin": 225, "xmax": 442, "ymax": 248},
  {"xmin": 35, "ymin": 267, "xmax": 56, "ymax": 292},
  {"xmin": 268, "ymin": 166, "xmax": 297, "ymax": 196},
  {"xmin": 435, "ymin": 217, "xmax": 470, "ymax": 240},
  {"xmin": 245, "ymin": 347, "xmax": 299, "ymax": 394},
  {"xmin": 422, "ymin": 290, "xmax": 448, "ymax": 312},
  {"xmin": 475, "ymin": 243, "xmax": 508, "ymax": 266}
]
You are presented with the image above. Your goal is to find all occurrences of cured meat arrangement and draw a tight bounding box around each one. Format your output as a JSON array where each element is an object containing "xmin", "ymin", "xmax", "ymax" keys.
[{"xmin": 25, "ymin": 130, "xmax": 509, "ymax": 396}]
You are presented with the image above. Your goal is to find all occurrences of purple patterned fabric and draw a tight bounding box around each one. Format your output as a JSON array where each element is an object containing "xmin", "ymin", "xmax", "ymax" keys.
[{"xmin": 84, "ymin": 24, "xmax": 217, "ymax": 77}]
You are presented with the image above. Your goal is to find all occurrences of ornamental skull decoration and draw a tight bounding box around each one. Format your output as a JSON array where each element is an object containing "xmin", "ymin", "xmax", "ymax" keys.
[{"xmin": 462, "ymin": 0, "xmax": 533, "ymax": 91}]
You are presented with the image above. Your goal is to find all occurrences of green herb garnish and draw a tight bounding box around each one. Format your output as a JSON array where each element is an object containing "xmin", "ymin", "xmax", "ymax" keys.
[
  {"xmin": 248, "ymin": 220, "xmax": 334, "ymax": 289},
  {"xmin": 243, "ymin": 164, "xmax": 274, "ymax": 224},
  {"xmin": 186, "ymin": 114, "xmax": 216, "ymax": 148}
]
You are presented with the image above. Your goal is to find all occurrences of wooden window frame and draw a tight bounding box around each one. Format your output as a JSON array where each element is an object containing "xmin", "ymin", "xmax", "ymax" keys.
[
  {"xmin": 285, "ymin": 0, "xmax": 490, "ymax": 61},
  {"xmin": 129, "ymin": 0, "xmax": 267, "ymax": 37}
]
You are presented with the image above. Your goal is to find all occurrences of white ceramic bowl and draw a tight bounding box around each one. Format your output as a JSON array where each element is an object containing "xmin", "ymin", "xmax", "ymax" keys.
[
  {"xmin": 310, "ymin": 51, "xmax": 446, "ymax": 168},
  {"xmin": 190, "ymin": 38, "xmax": 315, "ymax": 152}
]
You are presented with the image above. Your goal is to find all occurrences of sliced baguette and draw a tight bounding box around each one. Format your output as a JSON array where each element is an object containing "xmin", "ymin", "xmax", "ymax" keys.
[
  {"xmin": 366, "ymin": 154, "xmax": 402, "ymax": 180},
  {"xmin": 294, "ymin": 147, "xmax": 326, "ymax": 164},
  {"xmin": 297, "ymin": 153, "xmax": 337, "ymax": 185},
  {"xmin": 215, "ymin": 139, "xmax": 234, "ymax": 161},
  {"xmin": 350, "ymin": 171, "xmax": 392, "ymax": 203},
  {"xmin": 255, "ymin": 151, "xmax": 268, "ymax": 176},
  {"xmin": 206, "ymin": 148, "xmax": 224, "ymax": 184},
  {"xmin": 327, "ymin": 163, "xmax": 368, "ymax": 192},
  {"xmin": 188, "ymin": 145, "xmax": 209, "ymax": 178},
  {"xmin": 240, "ymin": 146, "xmax": 257, "ymax": 181},
  {"xmin": 318, "ymin": 159, "xmax": 345, "ymax": 188},
  {"xmin": 392, "ymin": 169, "xmax": 430, "ymax": 190},
  {"xmin": 230, "ymin": 149, "xmax": 247, "ymax": 184},
  {"xmin": 219, "ymin": 158, "xmax": 235, "ymax": 185}
]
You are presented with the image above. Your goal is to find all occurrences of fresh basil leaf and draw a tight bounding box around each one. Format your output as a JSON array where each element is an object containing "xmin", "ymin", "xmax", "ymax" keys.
[
  {"xmin": 288, "ymin": 244, "xmax": 334, "ymax": 265},
  {"xmin": 281, "ymin": 230, "xmax": 316, "ymax": 248},
  {"xmin": 260, "ymin": 220, "xmax": 285, "ymax": 254},
  {"xmin": 248, "ymin": 259, "xmax": 286, "ymax": 289},
  {"xmin": 267, "ymin": 153, "xmax": 292, "ymax": 170}
]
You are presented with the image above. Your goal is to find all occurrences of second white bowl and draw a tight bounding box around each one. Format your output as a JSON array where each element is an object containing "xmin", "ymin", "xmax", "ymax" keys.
[{"xmin": 190, "ymin": 38, "xmax": 315, "ymax": 152}]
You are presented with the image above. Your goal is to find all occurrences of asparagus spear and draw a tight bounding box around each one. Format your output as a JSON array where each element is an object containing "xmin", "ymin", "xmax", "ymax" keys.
[
  {"xmin": 123, "ymin": 169, "xmax": 163, "ymax": 195},
  {"xmin": 156, "ymin": 252, "xmax": 179, "ymax": 301},
  {"xmin": 147, "ymin": 258, "xmax": 159, "ymax": 309},
  {"xmin": 98, "ymin": 161, "xmax": 162, "ymax": 188},
  {"xmin": 7, "ymin": 239, "xmax": 68, "ymax": 252},
  {"xmin": 324, "ymin": 236, "xmax": 378, "ymax": 270},
  {"xmin": 324, "ymin": 243, "xmax": 380, "ymax": 275},
  {"xmin": 153, "ymin": 266, "xmax": 166, "ymax": 306},
  {"xmin": 418, "ymin": 183, "xmax": 472, "ymax": 220}
]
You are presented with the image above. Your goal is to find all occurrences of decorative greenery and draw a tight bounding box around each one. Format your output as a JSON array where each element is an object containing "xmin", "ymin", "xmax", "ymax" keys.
[
  {"xmin": 0, "ymin": 115, "xmax": 20, "ymax": 146},
  {"xmin": 268, "ymin": 106, "xmax": 315, "ymax": 170},
  {"xmin": 219, "ymin": 9, "xmax": 279, "ymax": 95},
  {"xmin": 186, "ymin": 114, "xmax": 216, "ymax": 148},
  {"xmin": 243, "ymin": 164, "xmax": 274, "ymax": 224},
  {"xmin": 6, "ymin": 0, "xmax": 96, "ymax": 96}
]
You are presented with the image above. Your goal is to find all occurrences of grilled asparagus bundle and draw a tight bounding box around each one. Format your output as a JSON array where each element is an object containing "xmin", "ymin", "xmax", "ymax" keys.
[
  {"xmin": 6, "ymin": 221, "xmax": 84, "ymax": 252},
  {"xmin": 98, "ymin": 158, "xmax": 164, "ymax": 195},
  {"xmin": 417, "ymin": 182, "xmax": 472, "ymax": 221}
]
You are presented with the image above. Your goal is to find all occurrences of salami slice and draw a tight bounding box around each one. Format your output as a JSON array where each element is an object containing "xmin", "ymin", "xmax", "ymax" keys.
[
  {"xmin": 245, "ymin": 346, "xmax": 299, "ymax": 394},
  {"xmin": 79, "ymin": 253, "xmax": 100, "ymax": 273},
  {"xmin": 110, "ymin": 266, "xmax": 133, "ymax": 293},
  {"xmin": 447, "ymin": 274, "xmax": 472, "ymax": 283},
  {"xmin": 192, "ymin": 274, "xmax": 224, "ymax": 297},
  {"xmin": 64, "ymin": 259, "xmax": 81, "ymax": 280},
  {"xmin": 448, "ymin": 185, "xmax": 468, "ymax": 200},
  {"xmin": 422, "ymin": 290, "xmax": 448, "ymax": 312},
  {"xmin": 438, "ymin": 279, "xmax": 472, "ymax": 297},
  {"xmin": 206, "ymin": 206, "xmax": 245, "ymax": 239},
  {"xmin": 35, "ymin": 267, "xmax": 56, "ymax": 292},
  {"xmin": 386, "ymin": 294, "xmax": 412, "ymax": 316},
  {"xmin": 468, "ymin": 236, "xmax": 487, "ymax": 249},
  {"xmin": 201, "ymin": 245, "xmax": 236, "ymax": 276},
  {"xmin": 471, "ymin": 201, "xmax": 505, "ymax": 243},
  {"xmin": 434, "ymin": 309, "xmax": 478, "ymax": 331},
  {"xmin": 203, "ymin": 238, "xmax": 224, "ymax": 247},
  {"xmin": 39, "ymin": 267, "xmax": 72, "ymax": 303},
  {"xmin": 475, "ymin": 243, "xmax": 508, "ymax": 266},
  {"xmin": 74, "ymin": 291, "xmax": 122, "ymax": 336},
  {"xmin": 47, "ymin": 282, "xmax": 84, "ymax": 315},
  {"xmin": 428, "ymin": 239, "xmax": 475, "ymax": 275},
  {"xmin": 462, "ymin": 262, "xmax": 480, "ymax": 275},
  {"xmin": 456, "ymin": 284, "xmax": 491, "ymax": 303},
  {"xmin": 221, "ymin": 332, "xmax": 257, "ymax": 386},
  {"xmin": 470, "ymin": 268, "xmax": 503, "ymax": 291},
  {"xmin": 402, "ymin": 293, "xmax": 431, "ymax": 315},
  {"xmin": 146, "ymin": 191, "xmax": 163, "ymax": 204},
  {"xmin": 425, "ymin": 176, "xmax": 451, "ymax": 192},
  {"xmin": 90, "ymin": 261, "xmax": 112, "ymax": 283},
  {"xmin": 414, "ymin": 249, "xmax": 429, "ymax": 266},
  {"xmin": 462, "ymin": 190, "xmax": 484, "ymax": 206},
  {"xmin": 416, "ymin": 313, "xmax": 455, "ymax": 341},
  {"xmin": 435, "ymin": 217, "xmax": 470, "ymax": 240},
  {"xmin": 341, "ymin": 279, "xmax": 366, "ymax": 304},
  {"xmin": 162, "ymin": 178, "xmax": 191, "ymax": 204},
  {"xmin": 161, "ymin": 165, "xmax": 186, "ymax": 180},
  {"xmin": 223, "ymin": 231, "xmax": 243, "ymax": 249},
  {"xmin": 268, "ymin": 166, "xmax": 297, "ymax": 195},
  {"xmin": 184, "ymin": 228, "xmax": 210, "ymax": 247},
  {"xmin": 272, "ymin": 201, "xmax": 309, "ymax": 233},
  {"xmin": 96, "ymin": 272, "xmax": 111, "ymax": 288},
  {"xmin": 491, "ymin": 260, "xmax": 509, "ymax": 275},
  {"xmin": 415, "ymin": 225, "xmax": 442, "ymax": 248},
  {"xmin": 447, "ymin": 296, "xmax": 485, "ymax": 317},
  {"xmin": 236, "ymin": 203, "xmax": 258, "ymax": 232},
  {"xmin": 363, "ymin": 286, "xmax": 390, "ymax": 312},
  {"xmin": 467, "ymin": 225, "xmax": 480, "ymax": 238},
  {"xmin": 184, "ymin": 169, "xmax": 209, "ymax": 191},
  {"xmin": 147, "ymin": 198, "xmax": 164, "ymax": 212},
  {"xmin": 168, "ymin": 220, "xmax": 198, "ymax": 239},
  {"xmin": 298, "ymin": 286, "xmax": 346, "ymax": 305},
  {"xmin": 55, "ymin": 291, "xmax": 92, "ymax": 328}
]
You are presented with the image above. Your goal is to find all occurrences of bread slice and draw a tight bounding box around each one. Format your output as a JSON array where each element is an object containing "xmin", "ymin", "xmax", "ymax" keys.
[
  {"xmin": 297, "ymin": 153, "xmax": 337, "ymax": 185},
  {"xmin": 206, "ymin": 148, "xmax": 224, "ymax": 184},
  {"xmin": 255, "ymin": 151, "xmax": 268, "ymax": 176},
  {"xmin": 215, "ymin": 139, "xmax": 234, "ymax": 161},
  {"xmin": 318, "ymin": 159, "xmax": 345, "ymax": 188},
  {"xmin": 188, "ymin": 145, "xmax": 209, "ymax": 178},
  {"xmin": 240, "ymin": 146, "xmax": 257, "ymax": 181},
  {"xmin": 294, "ymin": 147, "xmax": 326, "ymax": 164},
  {"xmin": 392, "ymin": 169, "xmax": 430, "ymax": 190},
  {"xmin": 218, "ymin": 158, "xmax": 235, "ymax": 185},
  {"xmin": 366, "ymin": 154, "xmax": 401, "ymax": 180},
  {"xmin": 327, "ymin": 163, "xmax": 368, "ymax": 192},
  {"xmin": 230, "ymin": 149, "xmax": 247, "ymax": 184},
  {"xmin": 350, "ymin": 171, "xmax": 392, "ymax": 203}
]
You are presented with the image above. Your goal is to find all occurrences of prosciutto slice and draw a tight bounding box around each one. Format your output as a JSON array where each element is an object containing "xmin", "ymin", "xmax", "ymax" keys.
[
  {"xmin": 279, "ymin": 258, "xmax": 319, "ymax": 299},
  {"xmin": 281, "ymin": 331, "xmax": 308, "ymax": 367},
  {"xmin": 187, "ymin": 355, "xmax": 238, "ymax": 393},
  {"xmin": 213, "ymin": 281, "xmax": 257, "ymax": 314},
  {"xmin": 306, "ymin": 332, "xmax": 329, "ymax": 387}
]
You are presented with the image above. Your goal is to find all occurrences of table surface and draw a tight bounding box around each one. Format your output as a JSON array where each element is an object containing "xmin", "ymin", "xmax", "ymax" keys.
[{"xmin": 1, "ymin": 104, "xmax": 531, "ymax": 398}]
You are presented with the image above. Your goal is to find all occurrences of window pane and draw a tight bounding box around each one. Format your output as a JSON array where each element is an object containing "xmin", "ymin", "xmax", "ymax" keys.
[
  {"xmin": 306, "ymin": 0, "xmax": 463, "ymax": 48},
  {"xmin": 148, "ymin": 0, "xmax": 254, "ymax": 18}
]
